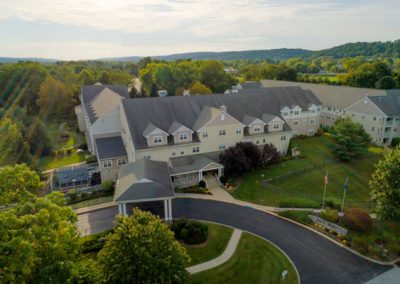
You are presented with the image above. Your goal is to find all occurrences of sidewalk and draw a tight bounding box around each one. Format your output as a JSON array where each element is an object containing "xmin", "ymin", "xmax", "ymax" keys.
[
  {"xmin": 186, "ymin": 229, "xmax": 242, "ymax": 274},
  {"xmin": 365, "ymin": 267, "xmax": 400, "ymax": 284}
]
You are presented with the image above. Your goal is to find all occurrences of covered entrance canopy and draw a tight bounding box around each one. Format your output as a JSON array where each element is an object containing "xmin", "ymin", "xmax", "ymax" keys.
[
  {"xmin": 170, "ymin": 155, "xmax": 224, "ymax": 188},
  {"xmin": 114, "ymin": 159, "xmax": 175, "ymax": 220}
]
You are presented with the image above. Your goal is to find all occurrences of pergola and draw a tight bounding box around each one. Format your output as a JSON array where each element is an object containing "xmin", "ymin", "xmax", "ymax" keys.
[{"xmin": 114, "ymin": 159, "xmax": 175, "ymax": 221}]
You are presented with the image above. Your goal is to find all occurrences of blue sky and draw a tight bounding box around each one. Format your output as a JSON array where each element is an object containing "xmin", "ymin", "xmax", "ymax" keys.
[{"xmin": 0, "ymin": 0, "xmax": 399, "ymax": 60}]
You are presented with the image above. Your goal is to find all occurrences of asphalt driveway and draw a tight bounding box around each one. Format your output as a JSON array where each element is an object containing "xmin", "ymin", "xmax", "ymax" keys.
[{"xmin": 77, "ymin": 198, "xmax": 390, "ymax": 284}]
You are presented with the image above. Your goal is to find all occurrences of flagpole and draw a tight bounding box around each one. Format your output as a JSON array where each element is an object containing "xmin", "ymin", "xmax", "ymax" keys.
[
  {"xmin": 322, "ymin": 171, "xmax": 328, "ymax": 209},
  {"xmin": 341, "ymin": 177, "xmax": 348, "ymax": 214}
]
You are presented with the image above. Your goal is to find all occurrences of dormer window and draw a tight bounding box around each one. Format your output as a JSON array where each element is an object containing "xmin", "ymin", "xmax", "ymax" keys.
[
  {"xmin": 273, "ymin": 123, "xmax": 280, "ymax": 129},
  {"xmin": 294, "ymin": 111, "xmax": 299, "ymax": 115},
  {"xmin": 153, "ymin": 136, "xmax": 163, "ymax": 144},
  {"xmin": 253, "ymin": 126, "xmax": 262, "ymax": 132},
  {"xmin": 179, "ymin": 133, "xmax": 188, "ymax": 141}
]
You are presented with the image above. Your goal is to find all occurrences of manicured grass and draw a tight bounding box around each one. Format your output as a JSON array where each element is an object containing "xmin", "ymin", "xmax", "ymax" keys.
[
  {"xmin": 189, "ymin": 233, "xmax": 298, "ymax": 284},
  {"xmin": 36, "ymin": 152, "xmax": 86, "ymax": 171},
  {"xmin": 278, "ymin": 211, "xmax": 313, "ymax": 225},
  {"xmin": 233, "ymin": 135, "xmax": 381, "ymax": 209},
  {"xmin": 185, "ymin": 223, "xmax": 233, "ymax": 266}
]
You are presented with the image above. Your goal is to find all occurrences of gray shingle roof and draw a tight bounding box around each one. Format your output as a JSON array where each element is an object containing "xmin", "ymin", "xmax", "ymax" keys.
[
  {"xmin": 260, "ymin": 79, "xmax": 399, "ymax": 109},
  {"xmin": 168, "ymin": 121, "xmax": 193, "ymax": 134},
  {"xmin": 262, "ymin": 113, "xmax": 277, "ymax": 123},
  {"xmin": 114, "ymin": 159, "xmax": 174, "ymax": 202},
  {"xmin": 122, "ymin": 86, "xmax": 321, "ymax": 150},
  {"xmin": 242, "ymin": 115, "xmax": 260, "ymax": 126},
  {"xmin": 143, "ymin": 123, "xmax": 160, "ymax": 137},
  {"xmin": 169, "ymin": 155, "xmax": 223, "ymax": 175},
  {"xmin": 95, "ymin": 136, "xmax": 127, "ymax": 160},
  {"xmin": 240, "ymin": 81, "xmax": 262, "ymax": 89},
  {"xmin": 81, "ymin": 85, "xmax": 129, "ymax": 123},
  {"xmin": 369, "ymin": 94, "xmax": 400, "ymax": 116}
]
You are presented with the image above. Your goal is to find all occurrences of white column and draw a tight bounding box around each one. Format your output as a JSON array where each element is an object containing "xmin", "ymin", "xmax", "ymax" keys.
[
  {"xmin": 122, "ymin": 203, "xmax": 127, "ymax": 216},
  {"xmin": 118, "ymin": 203, "xmax": 123, "ymax": 215},
  {"xmin": 164, "ymin": 199, "xmax": 168, "ymax": 220},
  {"xmin": 168, "ymin": 199, "xmax": 172, "ymax": 220},
  {"xmin": 198, "ymin": 171, "xmax": 202, "ymax": 182}
]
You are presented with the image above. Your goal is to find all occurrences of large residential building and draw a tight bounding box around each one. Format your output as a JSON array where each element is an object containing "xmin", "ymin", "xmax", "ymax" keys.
[
  {"xmin": 76, "ymin": 85, "xmax": 321, "ymax": 187},
  {"xmin": 260, "ymin": 80, "xmax": 400, "ymax": 145}
]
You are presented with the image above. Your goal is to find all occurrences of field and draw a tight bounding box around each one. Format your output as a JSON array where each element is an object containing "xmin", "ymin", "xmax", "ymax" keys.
[
  {"xmin": 189, "ymin": 233, "xmax": 298, "ymax": 284},
  {"xmin": 36, "ymin": 122, "xmax": 86, "ymax": 171},
  {"xmin": 184, "ymin": 223, "xmax": 233, "ymax": 266},
  {"xmin": 233, "ymin": 135, "xmax": 383, "ymax": 209}
]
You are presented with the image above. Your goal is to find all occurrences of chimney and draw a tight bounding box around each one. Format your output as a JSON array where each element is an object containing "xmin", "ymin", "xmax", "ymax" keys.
[{"xmin": 220, "ymin": 105, "xmax": 227, "ymax": 113}]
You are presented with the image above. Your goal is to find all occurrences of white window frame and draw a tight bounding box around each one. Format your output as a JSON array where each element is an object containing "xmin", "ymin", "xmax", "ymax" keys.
[
  {"xmin": 102, "ymin": 160, "xmax": 112, "ymax": 168},
  {"xmin": 219, "ymin": 129, "xmax": 226, "ymax": 136},
  {"xmin": 281, "ymin": 135, "xmax": 286, "ymax": 141},
  {"xmin": 117, "ymin": 158, "xmax": 126, "ymax": 166},
  {"xmin": 192, "ymin": 146, "xmax": 200, "ymax": 153},
  {"xmin": 293, "ymin": 120, "xmax": 299, "ymax": 126},
  {"xmin": 273, "ymin": 123, "xmax": 280, "ymax": 129},
  {"xmin": 144, "ymin": 153, "xmax": 151, "ymax": 159},
  {"xmin": 153, "ymin": 135, "xmax": 163, "ymax": 144},
  {"xmin": 253, "ymin": 125, "xmax": 262, "ymax": 132},
  {"xmin": 219, "ymin": 144, "xmax": 225, "ymax": 150},
  {"xmin": 179, "ymin": 133, "xmax": 188, "ymax": 141},
  {"xmin": 236, "ymin": 128, "xmax": 242, "ymax": 134}
]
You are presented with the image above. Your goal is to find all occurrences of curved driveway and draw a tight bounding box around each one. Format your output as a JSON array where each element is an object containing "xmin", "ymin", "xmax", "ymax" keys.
[{"xmin": 77, "ymin": 198, "xmax": 390, "ymax": 284}]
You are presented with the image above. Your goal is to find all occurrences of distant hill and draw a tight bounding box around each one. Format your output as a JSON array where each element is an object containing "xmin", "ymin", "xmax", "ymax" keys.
[
  {"xmin": 0, "ymin": 57, "xmax": 58, "ymax": 63},
  {"xmin": 312, "ymin": 40, "xmax": 400, "ymax": 58}
]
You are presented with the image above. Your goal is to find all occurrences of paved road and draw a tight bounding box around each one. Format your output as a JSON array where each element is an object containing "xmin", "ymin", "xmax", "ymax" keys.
[{"xmin": 77, "ymin": 199, "xmax": 390, "ymax": 284}]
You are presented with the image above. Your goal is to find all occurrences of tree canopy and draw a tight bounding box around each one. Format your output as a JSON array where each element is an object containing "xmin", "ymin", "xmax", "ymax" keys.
[
  {"xmin": 98, "ymin": 208, "xmax": 190, "ymax": 283},
  {"xmin": 330, "ymin": 117, "xmax": 371, "ymax": 162},
  {"xmin": 369, "ymin": 147, "xmax": 400, "ymax": 221}
]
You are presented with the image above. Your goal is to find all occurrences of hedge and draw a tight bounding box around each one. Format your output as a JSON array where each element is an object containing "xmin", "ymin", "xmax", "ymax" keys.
[{"xmin": 343, "ymin": 208, "xmax": 372, "ymax": 232}]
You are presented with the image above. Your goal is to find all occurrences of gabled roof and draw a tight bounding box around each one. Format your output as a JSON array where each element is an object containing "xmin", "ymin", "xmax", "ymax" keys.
[
  {"xmin": 369, "ymin": 94, "xmax": 400, "ymax": 116},
  {"xmin": 261, "ymin": 79, "xmax": 398, "ymax": 109},
  {"xmin": 242, "ymin": 115, "xmax": 263, "ymax": 126},
  {"xmin": 143, "ymin": 123, "xmax": 168, "ymax": 138},
  {"xmin": 169, "ymin": 155, "xmax": 223, "ymax": 175},
  {"xmin": 262, "ymin": 113, "xmax": 281, "ymax": 123},
  {"xmin": 168, "ymin": 121, "xmax": 193, "ymax": 134},
  {"xmin": 122, "ymin": 86, "xmax": 321, "ymax": 150},
  {"xmin": 114, "ymin": 159, "xmax": 174, "ymax": 202},
  {"xmin": 81, "ymin": 85, "xmax": 129, "ymax": 123},
  {"xmin": 95, "ymin": 136, "xmax": 127, "ymax": 160},
  {"xmin": 192, "ymin": 106, "xmax": 221, "ymax": 131}
]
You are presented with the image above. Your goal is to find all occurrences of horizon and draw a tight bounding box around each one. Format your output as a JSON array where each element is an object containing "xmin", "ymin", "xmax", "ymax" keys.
[{"xmin": 1, "ymin": 0, "xmax": 400, "ymax": 60}]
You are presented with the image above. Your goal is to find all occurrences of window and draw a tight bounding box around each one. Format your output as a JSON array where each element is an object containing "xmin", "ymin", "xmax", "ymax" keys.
[
  {"xmin": 219, "ymin": 129, "xmax": 226, "ymax": 136},
  {"xmin": 117, "ymin": 158, "xmax": 126, "ymax": 166},
  {"xmin": 180, "ymin": 151, "xmax": 185, "ymax": 155},
  {"xmin": 371, "ymin": 127, "xmax": 375, "ymax": 132},
  {"xmin": 281, "ymin": 135, "xmax": 286, "ymax": 141},
  {"xmin": 362, "ymin": 115, "xmax": 365, "ymax": 119},
  {"xmin": 283, "ymin": 112, "xmax": 288, "ymax": 116},
  {"xmin": 172, "ymin": 151, "xmax": 176, "ymax": 156},
  {"xmin": 153, "ymin": 135, "xmax": 163, "ymax": 144},
  {"xmin": 236, "ymin": 128, "xmax": 242, "ymax": 134},
  {"xmin": 253, "ymin": 126, "xmax": 261, "ymax": 132},
  {"xmin": 263, "ymin": 138, "xmax": 266, "ymax": 143},
  {"xmin": 219, "ymin": 144, "xmax": 225, "ymax": 150},
  {"xmin": 202, "ymin": 132, "xmax": 208, "ymax": 138},
  {"xmin": 308, "ymin": 129, "xmax": 315, "ymax": 135},
  {"xmin": 256, "ymin": 139, "xmax": 260, "ymax": 144},
  {"xmin": 179, "ymin": 133, "xmax": 188, "ymax": 141},
  {"xmin": 273, "ymin": 123, "xmax": 280, "ymax": 129},
  {"xmin": 144, "ymin": 153, "xmax": 151, "ymax": 159},
  {"xmin": 373, "ymin": 116, "xmax": 376, "ymax": 121},
  {"xmin": 192, "ymin": 146, "xmax": 200, "ymax": 153},
  {"xmin": 309, "ymin": 120, "xmax": 314, "ymax": 124},
  {"xmin": 293, "ymin": 120, "xmax": 298, "ymax": 126},
  {"xmin": 352, "ymin": 114, "xmax": 355, "ymax": 118},
  {"xmin": 294, "ymin": 111, "xmax": 299, "ymax": 115},
  {"xmin": 102, "ymin": 160, "xmax": 112, "ymax": 168}
]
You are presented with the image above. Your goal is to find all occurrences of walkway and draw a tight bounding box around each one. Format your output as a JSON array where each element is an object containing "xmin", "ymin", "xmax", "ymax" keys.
[
  {"xmin": 186, "ymin": 229, "xmax": 242, "ymax": 274},
  {"xmin": 203, "ymin": 175, "xmax": 235, "ymax": 202},
  {"xmin": 365, "ymin": 267, "xmax": 400, "ymax": 284},
  {"xmin": 76, "ymin": 199, "xmax": 390, "ymax": 284}
]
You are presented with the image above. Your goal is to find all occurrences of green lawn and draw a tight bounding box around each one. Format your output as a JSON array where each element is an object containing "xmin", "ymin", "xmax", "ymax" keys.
[
  {"xmin": 185, "ymin": 223, "xmax": 233, "ymax": 266},
  {"xmin": 233, "ymin": 135, "xmax": 382, "ymax": 209},
  {"xmin": 36, "ymin": 152, "xmax": 86, "ymax": 171},
  {"xmin": 189, "ymin": 233, "xmax": 298, "ymax": 284}
]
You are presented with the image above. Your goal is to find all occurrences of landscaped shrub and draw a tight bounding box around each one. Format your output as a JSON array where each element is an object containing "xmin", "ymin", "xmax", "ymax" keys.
[
  {"xmin": 278, "ymin": 198, "xmax": 320, "ymax": 209},
  {"xmin": 342, "ymin": 208, "xmax": 372, "ymax": 232},
  {"xmin": 391, "ymin": 137, "xmax": 400, "ymax": 147},
  {"xmin": 80, "ymin": 230, "xmax": 110, "ymax": 253},
  {"xmin": 219, "ymin": 175, "xmax": 227, "ymax": 184},
  {"xmin": 67, "ymin": 189, "xmax": 78, "ymax": 203},
  {"xmin": 198, "ymin": 180, "xmax": 206, "ymax": 188},
  {"xmin": 101, "ymin": 180, "xmax": 114, "ymax": 194},
  {"xmin": 324, "ymin": 197, "xmax": 341, "ymax": 210},
  {"xmin": 86, "ymin": 155, "xmax": 98, "ymax": 164},
  {"xmin": 351, "ymin": 236, "xmax": 369, "ymax": 254},
  {"xmin": 320, "ymin": 208, "xmax": 339, "ymax": 223},
  {"xmin": 77, "ymin": 143, "xmax": 88, "ymax": 150},
  {"xmin": 278, "ymin": 211, "xmax": 313, "ymax": 224},
  {"xmin": 171, "ymin": 219, "xmax": 208, "ymax": 245}
]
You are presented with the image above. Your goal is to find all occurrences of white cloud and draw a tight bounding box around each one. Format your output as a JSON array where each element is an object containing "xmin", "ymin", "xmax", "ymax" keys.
[{"xmin": 0, "ymin": 0, "xmax": 399, "ymax": 59}]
